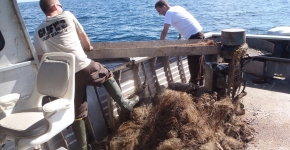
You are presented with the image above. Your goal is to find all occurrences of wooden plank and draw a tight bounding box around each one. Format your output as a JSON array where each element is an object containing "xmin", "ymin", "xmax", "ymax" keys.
[
  {"xmin": 87, "ymin": 40, "xmax": 219, "ymax": 59},
  {"xmin": 87, "ymin": 46, "xmax": 219, "ymax": 59},
  {"xmin": 91, "ymin": 39, "xmax": 205, "ymax": 49}
]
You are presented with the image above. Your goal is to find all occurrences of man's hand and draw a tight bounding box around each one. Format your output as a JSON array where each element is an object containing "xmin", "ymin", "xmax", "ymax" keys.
[{"xmin": 89, "ymin": 45, "xmax": 94, "ymax": 51}]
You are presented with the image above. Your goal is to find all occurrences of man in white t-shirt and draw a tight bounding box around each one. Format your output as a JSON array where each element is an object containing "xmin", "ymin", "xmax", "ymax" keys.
[
  {"xmin": 34, "ymin": 0, "xmax": 139, "ymax": 149},
  {"xmin": 155, "ymin": 0, "xmax": 205, "ymax": 86}
]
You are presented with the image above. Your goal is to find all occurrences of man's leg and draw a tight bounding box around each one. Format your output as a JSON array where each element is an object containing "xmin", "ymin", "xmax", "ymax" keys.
[
  {"xmin": 199, "ymin": 55, "xmax": 205, "ymax": 86},
  {"xmin": 85, "ymin": 61, "xmax": 139, "ymax": 111},
  {"xmin": 73, "ymin": 70, "xmax": 90, "ymax": 150},
  {"xmin": 188, "ymin": 31, "xmax": 205, "ymax": 86},
  {"xmin": 103, "ymin": 77, "xmax": 139, "ymax": 111},
  {"xmin": 72, "ymin": 118, "xmax": 89, "ymax": 150},
  {"xmin": 188, "ymin": 55, "xmax": 203, "ymax": 85}
]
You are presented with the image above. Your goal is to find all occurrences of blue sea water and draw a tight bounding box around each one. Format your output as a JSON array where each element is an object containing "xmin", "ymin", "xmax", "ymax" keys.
[{"xmin": 18, "ymin": 0, "xmax": 290, "ymax": 42}]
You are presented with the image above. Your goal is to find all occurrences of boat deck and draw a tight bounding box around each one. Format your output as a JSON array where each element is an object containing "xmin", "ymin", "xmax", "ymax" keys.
[{"xmin": 242, "ymin": 74, "xmax": 290, "ymax": 149}]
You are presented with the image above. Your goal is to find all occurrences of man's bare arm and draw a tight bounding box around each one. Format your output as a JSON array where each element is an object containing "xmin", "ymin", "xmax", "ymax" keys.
[
  {"xmin": 160, "ymin": 24, "xmax": 170, "ymax": 40},
  {"xmin": 78, "ymin": 32, "xmax": 93, "ymax": 51}
]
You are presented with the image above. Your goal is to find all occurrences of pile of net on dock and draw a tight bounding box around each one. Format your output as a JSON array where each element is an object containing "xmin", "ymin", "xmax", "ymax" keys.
[{"xmin": 109, "ymin": 84, "xmax": 254, "ymax": 150}]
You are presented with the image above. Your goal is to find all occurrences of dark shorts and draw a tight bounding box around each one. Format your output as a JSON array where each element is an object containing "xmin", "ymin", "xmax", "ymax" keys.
[
  {"xmin": 74, "ymin": 61, "xmax": 113, "ymax": 119},
  {"xmin": 187, "ymin": 31, "xmax": 205, "ymax": 84}
]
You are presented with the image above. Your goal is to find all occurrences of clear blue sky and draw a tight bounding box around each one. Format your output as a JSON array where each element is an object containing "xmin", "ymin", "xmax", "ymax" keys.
[{"xmin": 17, "ymin": 0, "xmax": 39, "ymax": 3}]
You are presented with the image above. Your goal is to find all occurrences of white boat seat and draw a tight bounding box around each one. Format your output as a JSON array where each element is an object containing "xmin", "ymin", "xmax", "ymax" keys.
[
  {"xmin": 0, "ymin": 93, "xmax": 20, "ymax": 117},
  {"xmin": 37, "ymin": 59, "xmax": 69, "ymax": 97},
  {"xmin": 0, "ymin": 94, "xmax": 20, "ymax": 110},
  {"xmin": 0, "ymin": 52, "xmax": 76, "ymax": 149},
  {"xmin": 0, "ymin": 111, "xmax": 49, "ymax": 138},
  {"xmin": 0, "ymin": 59, "xmax": 69, "ymax": 138}
]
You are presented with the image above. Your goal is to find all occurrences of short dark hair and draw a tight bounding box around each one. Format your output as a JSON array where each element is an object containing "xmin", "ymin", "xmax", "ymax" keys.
[
  {"xmin": 155, "ymin": 0, "xmax": 169, "ymax": 8},
  {"xmin": 39, "ymin": 0, "xmax": 55, "ymax": 14}
]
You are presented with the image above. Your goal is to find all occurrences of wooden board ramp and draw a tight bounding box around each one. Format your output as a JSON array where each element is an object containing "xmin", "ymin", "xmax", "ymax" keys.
[{"xmin": 87, "ymin": 39, "xmax": 219, "ymax": 59}]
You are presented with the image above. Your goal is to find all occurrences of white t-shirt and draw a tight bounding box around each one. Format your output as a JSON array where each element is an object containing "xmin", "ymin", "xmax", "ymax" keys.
[
  {"xmin": 164, "ymin": 6, "xmax": 203, "ymax": 39},
  {"xmin": 34, "ymin": 11, "xmax": 91, "ymax": 73}
]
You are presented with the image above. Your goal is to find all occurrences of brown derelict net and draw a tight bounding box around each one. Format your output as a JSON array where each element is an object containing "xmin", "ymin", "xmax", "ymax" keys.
[
  {"xmin": 227, "ymin": 44, "xmax": 248, "ymax": 99},
  {"xmin": 109, "ymin": 87, "xmax": 254, "ymax": 150}
]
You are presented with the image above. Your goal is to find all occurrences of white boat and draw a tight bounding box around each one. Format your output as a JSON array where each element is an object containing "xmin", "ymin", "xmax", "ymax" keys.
[{"xmin": 0, "ymin": 0, "xmax": 290, "ymax": 149}]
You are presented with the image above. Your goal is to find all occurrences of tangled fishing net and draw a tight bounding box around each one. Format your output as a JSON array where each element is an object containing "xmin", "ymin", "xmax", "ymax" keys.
[{"xmin": 109, "ymin": 85, "xmax": 254, "ymax": 150}]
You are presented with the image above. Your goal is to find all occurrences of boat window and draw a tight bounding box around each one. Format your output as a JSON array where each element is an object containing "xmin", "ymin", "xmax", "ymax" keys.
[{"xmin": 0, "ymin": 31, "xmax": 5, "ymax": 51}]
